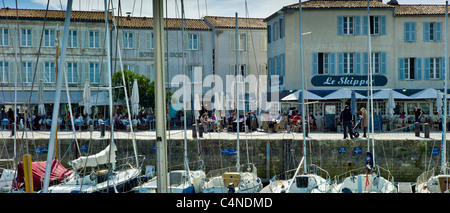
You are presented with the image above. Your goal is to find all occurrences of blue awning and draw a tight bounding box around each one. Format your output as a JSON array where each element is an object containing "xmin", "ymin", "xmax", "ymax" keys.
[{"xmin": 0, "ymin": 91, "xmax": 87, "ymax": 105}]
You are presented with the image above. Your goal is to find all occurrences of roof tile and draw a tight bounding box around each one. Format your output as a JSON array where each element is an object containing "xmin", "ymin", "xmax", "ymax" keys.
[{"xmin": 204, "ymin": 16, "xmax": 266, "ymax": 29}]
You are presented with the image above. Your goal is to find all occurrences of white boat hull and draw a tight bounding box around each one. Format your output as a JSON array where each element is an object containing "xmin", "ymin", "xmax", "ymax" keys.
[
  {"xmin": 45, "ymin": 168, "xmax": 140, "ymax": 193},
  {"xmin": 0, "ymin": 168, "xmax": 16, "ymax": 192},
  {"xmin": 133, "ymin": 170, "xmax": 206, "ymax": 193},
  {"xmin": 263, "ymin": 174, "xmax": 330, "ymax": 193},
  {"xmin": 202, "ymin": 172, "xmax": 262, "ymax": 193},
  {"xmin": 330, "ymin": 174, "xmax": 397, "ymax": 193},
  {"xmin": 416, "ymin": 175, "xmax": 450, "ymax": 193}
]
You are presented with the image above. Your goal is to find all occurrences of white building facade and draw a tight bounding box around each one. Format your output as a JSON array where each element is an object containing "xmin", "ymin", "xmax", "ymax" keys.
[{"xmin": 265, "ymin": 0, "xmax": 450, "ymax": 118}]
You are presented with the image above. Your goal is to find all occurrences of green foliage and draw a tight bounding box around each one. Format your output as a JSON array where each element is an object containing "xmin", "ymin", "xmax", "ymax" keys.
[{"xmin": 112, "ymin": 69, "xmax": 172, "ymax": 111}]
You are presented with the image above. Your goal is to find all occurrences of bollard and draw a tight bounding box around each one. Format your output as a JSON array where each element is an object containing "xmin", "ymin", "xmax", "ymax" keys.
[
  {"xmin": 415, "ymin": 122, "xmax": 420, "ymax": 137},
  {"xmin": 286, "ymin": 125, "xmax": 290, "ymax": 133},
  {"xmin": 10, "ymin": 123, "xmax": 14, "ymax": 136},
  {"xmin": 199, "ymin": 124, "xmax": 204, "ymax": 138},
  {"xmin": 424, "ymin": 123, "xmax": 430, "ymax": 138},
  {"xmin": 305, "ymin": 123, "xmax": 309, "ymax": 137},
  {"xmin": 192, "ymin": 124, "xmax": 197, "ymax": 138},
  {"xmin": 22, "ymin": 154, "xmax": 34, "ymax": 193},
  {"xmin": 100, "ymin": 123, "xmax": 105, "ymax": 137}
]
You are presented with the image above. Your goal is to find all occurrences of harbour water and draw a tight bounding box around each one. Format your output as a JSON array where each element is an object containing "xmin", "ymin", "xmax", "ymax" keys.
[{"xmin": 1, "ymin": 127, "xmax": 446, "ymax": 183}]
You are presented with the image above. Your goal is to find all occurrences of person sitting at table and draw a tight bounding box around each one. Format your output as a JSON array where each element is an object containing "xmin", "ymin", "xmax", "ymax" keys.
[
  {"xmin": 245, "ymin": 113, "xmax": 251, "ymax": 129},
  {"xmin": 200, "ymin": 113, "xmax": 208, "ymax": 132},
  {"xmin": 75, "ymin": 114, "xmax": 84, "ymax": 123},
  {"xmin": 227, "ymin": 112, "xmax": 236, "ymax": 131},
  {"xmin": 265, "ymin": 112, "xmax": 274, "ymax": 130},
  {"xmin": 275, "ymin": 111, "xmax": 281, "ymax": 121},
  {"xmin": 86, "ymin": 115, "xmax": 93, "ymax": 126},
  {"xmin": 292, "ymin": 113, "xmax": 302, "ymax": 131}
]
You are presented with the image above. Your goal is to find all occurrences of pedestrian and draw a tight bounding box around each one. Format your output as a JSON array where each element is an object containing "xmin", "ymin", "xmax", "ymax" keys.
[
  {"xmin": 340, "ymin": 105, "xmax": 354, "ymax": 139},
  {"xmin": 413, "ymin": 105, "xmax": 423, "ymax": 123},
  {"xmin": 359, "ymin": 107, "xmax": 368, "ymax": 137}
]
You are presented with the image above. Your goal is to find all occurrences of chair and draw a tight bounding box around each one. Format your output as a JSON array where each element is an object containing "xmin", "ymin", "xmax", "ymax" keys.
[
  {"xmin": 261, "ymin": 121, "xmax": 268, "ymax": 132},
  {"xmin": 226, "ymin": 120, "xmax": 233, "ymax": 132},
  {"xmin": 292, "ymin": 120, "xmax": 302, "ymax": 132},
  {"xmin": 276, "ymin": 121, "xmax": 286, "ymax": 133},
  {"xmin": 393, "ymin": 118, "xmax": 403, "ymax": 131}
]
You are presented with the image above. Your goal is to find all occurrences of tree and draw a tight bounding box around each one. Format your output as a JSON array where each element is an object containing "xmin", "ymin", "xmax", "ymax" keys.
[{"xmin": 112, "ymin": 69, "xmax": 172, "ymax": 113}]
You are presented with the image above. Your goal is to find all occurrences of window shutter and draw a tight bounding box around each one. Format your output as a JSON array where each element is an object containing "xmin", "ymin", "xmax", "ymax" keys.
[
  {"xmin": 260, "ymin": 34, "xmax": 267, "ymax": 52},
  {"xmin": 355, "ymin": 52, "xmax": 361, "ymax": 74},
  {"xmin": 423, "ymin": 57, "xmax": 429, "ymax": 80},
  {"xmin": 416, "ymin": 58, "xmax": 422, "ymax": 80},
  {"xmin": 355, "ymin": 16, "xmax": 361, "ymax": 36},
  {"xmin": 337, "ymin": 16, "xmax": 343, "ymax": 36},
  {"xmin": 363, "ymin": 52, "xmax": 368, "ymax": 74},
  {"xmin": 267, "ymin": 25, "xmax": 271, "ymax": 43},
  {"xmin": 363, "ymin": 16, "xmax": 368, "ymax": 35},
  {"xmin": 146, "ymin": 32, "xmax": 151, "ymax": 49},
  {"xmin": 330, "ymin": 52, "xmax": 336, "ymax": 74},
  {"xmin": 312, "ymin": 53, "xmax": 318, "ymax": 75},
  {"xmin": 337, "ymin": 52, "xmax": 343, "ymax": 74},
  {"xmin": 398, "ymin": 58, "xmax": 404, "ymax": 80},
  {"xmin": 230, "ymin": 33, "xmax": 235, "ymax": 51},
  {"xmin": 198, "ymin": 33, "xmax": 203, "ymax": 51},
  {"xmin": 404, "ymin": 22, "xmax": 410, "ymax": 41},
  {"xmin": 380, "ymin": 15, "xmax": 386, "ymax": 35},
  {"xmin": 381, "ymin": 52, "xmax": 386, "ymax": 74},
  {"xmin": 276, "ymin": 55, "xmax": 280, "ymax": 75},
  {"xmin": 411, "ymin": 22, "xmax": 416, "ymax": 41},
  {"xmin": 424, "ymin": 22, "xmax": 430, "ymax": 42},
  {"xmin": 100, "ymin": 31, "xmax": 105, "ymax": 49},
  {"xmin": 441, "ymin": 57, "xmax": 445, "ymax": 79},
  {"xmin": 435, "ymin": 22, "xmax": 441, "ymax": 41}
]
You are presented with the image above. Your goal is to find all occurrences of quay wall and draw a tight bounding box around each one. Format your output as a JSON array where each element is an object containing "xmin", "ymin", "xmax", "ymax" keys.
[{"xmin": 2, "ymin": 138, "xmax": 446, "ymax": 182}]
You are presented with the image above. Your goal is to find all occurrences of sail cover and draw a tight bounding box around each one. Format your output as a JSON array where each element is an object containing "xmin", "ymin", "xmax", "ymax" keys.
[
  {"xmin": 70, "ymin": 143, "xmax": 117, "ymax": 169},
  {"xmin": 16, "ymin": 160, "xmax": 73, "ymax": 190}
]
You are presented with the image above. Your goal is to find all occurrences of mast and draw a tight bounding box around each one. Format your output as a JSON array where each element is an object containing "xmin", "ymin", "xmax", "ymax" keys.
[
  {"xmin": 181, "ymin": 0, "xmax": 189, "ymax": 172},
  {"xmin": 299, "ymin": 0, "xmax": 307, "ymax": 173},
  {"xmin": 443, "ymin": 1, "xmax": 448, "ymax": 175},
  {"xmin": 235, "ymin": 12, "xmax": 241, "ymax": 172},
  {"xmin": 42, "ymin": 0, "xmax": 72, "ymax": 193},
  {"xmin": 366, "ymin": 0, "xmax": 375, "ymax": 163},
  {"xmin": 154, "ymin": 0, "xmax": 168, "ymax": 193}
]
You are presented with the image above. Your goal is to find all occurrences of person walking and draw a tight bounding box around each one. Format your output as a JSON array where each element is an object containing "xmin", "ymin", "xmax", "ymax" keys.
[
  {"xmin": 413, "ymin": 105, "xmax": 423, "ymax": 123},
  {"xmin": 340, "ymin": 105, "xmax": 354, "ymax": 139},
  {"xmin": 359, "ymin": 107, "xmax": 368, "ymax": 137}
]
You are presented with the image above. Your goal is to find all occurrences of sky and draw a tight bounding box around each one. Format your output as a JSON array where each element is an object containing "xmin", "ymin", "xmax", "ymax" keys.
[{"xmin": 2, "ymin": 0, "xmax": 449, "ymax": 19}]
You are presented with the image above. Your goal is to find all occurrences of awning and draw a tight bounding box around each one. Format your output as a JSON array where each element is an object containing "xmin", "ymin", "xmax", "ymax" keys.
[
  {"xmin": 15, "ymin": 159, "xmax": 73, "ymax": 191},
  {"xmin": 322, "ymin": 88, "xmax": 366, "ymax": 100},
  {"xmin": 281, "ymin": 90, "xmax": 323, "ymax": 101},
  {"xmin": 0, "ymin": 91, "xmax": 88, "ymax": 105},
  {"xmin": 371, "ymin": 89, "xmax": 411, "ymax": 100}
]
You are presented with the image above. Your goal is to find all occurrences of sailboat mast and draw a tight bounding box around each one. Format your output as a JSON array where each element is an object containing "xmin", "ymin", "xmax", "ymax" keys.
[
  {"xmin": 299, "ymin": 0, "xmax": 307, "ymax": 173},
  {"xmin": 235, "ymin": 12, "xmax": 241, "ymax": 172},
  {"xmin": 104, "ymin": 0, "xmax": 119, "ymax": 168},
  {"xmin": 443, "ymin": 1, "xmax": 448, "ymax": 175},
  {"xmin": 154, "ymin": 0, "xmax": 168, "ymax": 193},
  {"xmin": 42, "ymin": 0, "xmax": 73, "ymax": 193},
  {"xmin": 366, "ymin": 0, "xmax": 375, "ymax": 162},
  {"xmin": 181, "ymin": 0, "xmax": 188, "ymax": 171}
]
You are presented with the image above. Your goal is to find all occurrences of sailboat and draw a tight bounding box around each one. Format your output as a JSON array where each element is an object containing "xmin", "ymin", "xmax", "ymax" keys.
[
  {"xmin": 329, "ymin": 0, "xmax": 396, "ymax": 193},
  {"xmin": 262, "ymin": 1, "xmax": 330, "ymax": 193},
  {"xmin": 201, "ymin": 13, "xmax": 262, "ymax": 193},
  {"xmin": 132, "ymin": 0, "xmax": 205, "ymax": 193},
  {"xmin": 415, "ymin": 1, "xmax": 450, "ymax": 193},
  {"xmin": 42, "ymin": 0, "xmax": 144, "ymax": 193}
]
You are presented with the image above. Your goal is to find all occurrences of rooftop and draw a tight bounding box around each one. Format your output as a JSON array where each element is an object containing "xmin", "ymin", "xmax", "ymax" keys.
[
  {"xmin": 115, "ymin": 16, "xmax": 210, "ymax": 30},
  {"xmin": 204, "ymin": 16, "xmax": 266, "ymax": 29},
  {"xmin": 0, "ymin": 8, "xmax": 111, "ymax": 21}
]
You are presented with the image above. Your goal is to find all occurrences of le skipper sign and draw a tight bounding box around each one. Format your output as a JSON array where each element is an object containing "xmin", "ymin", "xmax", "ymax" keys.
[{"xmin": 311, "ymin": 75, "xmax": 388, "ymax": 87}]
